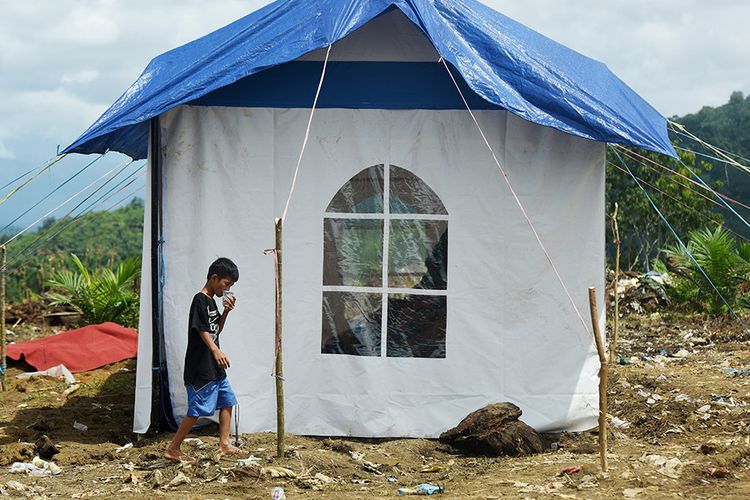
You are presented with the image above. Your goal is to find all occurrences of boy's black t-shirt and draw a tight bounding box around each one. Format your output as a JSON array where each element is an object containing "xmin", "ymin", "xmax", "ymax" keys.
[{"xmin": 184, "ymin": 292, "xmax": 225, "ymax": 389}]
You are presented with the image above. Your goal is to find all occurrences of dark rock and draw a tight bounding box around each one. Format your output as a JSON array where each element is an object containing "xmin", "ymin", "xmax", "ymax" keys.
[
  {"xmin": 439, "ymin": 402, "xmax": 545, "ymax": 457},
  {"xmin": 35, "ymin": 434, "xmax": 60, "ymax": 460}
]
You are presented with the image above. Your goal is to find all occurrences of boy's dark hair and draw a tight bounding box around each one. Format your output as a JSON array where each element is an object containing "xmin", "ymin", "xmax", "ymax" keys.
[{"xmin": 207, "ymin": 257, "xmax": 239, "ymax": 282}]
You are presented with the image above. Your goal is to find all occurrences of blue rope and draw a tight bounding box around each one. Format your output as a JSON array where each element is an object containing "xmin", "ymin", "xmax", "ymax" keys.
[
  {"xmin": 673, "ymin": 146, "xmax": 750, "ymax": 170},
  {"xmin": 0, "ymin": 153, "xmax": 106, "ymax": 236},
  {"xmin": 611, "ymin": 146, "xmax": 748, "ymax": 331},
  {"xmin": 75, "ymin": 162, "xmax": 145, "ymax": 216}
]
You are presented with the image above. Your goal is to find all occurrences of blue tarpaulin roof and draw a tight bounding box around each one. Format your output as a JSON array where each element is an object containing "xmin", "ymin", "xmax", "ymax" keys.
[{"xmin": 64, "ymin": 0, "xmax": 676, "ymax": 159}]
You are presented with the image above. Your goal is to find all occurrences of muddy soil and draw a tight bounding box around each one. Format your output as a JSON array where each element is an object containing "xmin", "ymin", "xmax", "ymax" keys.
[{"xmin": 2, "ymin": 316, "xmax": 750, "ymax": 498}]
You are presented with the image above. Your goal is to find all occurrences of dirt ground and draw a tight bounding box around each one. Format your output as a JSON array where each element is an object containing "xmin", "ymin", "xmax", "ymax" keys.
[{"xmin": 3, "ymin": 314, "xmax": 750, "ymax": 498}]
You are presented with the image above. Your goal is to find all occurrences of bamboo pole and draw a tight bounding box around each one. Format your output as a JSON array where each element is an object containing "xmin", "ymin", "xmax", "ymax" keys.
[
  {"xmin": 1, "ymin": 245, "xmax": 6, "ymax": 391},
  {"xmin": 588, "ymin": 286, "xmax": 608, "ymax": 472},
  {"xmin": 274, "ymin": 218, "xmax": 285, "ymax": 459},
  {"xmin": 610, "ymin": 203, "xmax": 621, "ymax": 363}
]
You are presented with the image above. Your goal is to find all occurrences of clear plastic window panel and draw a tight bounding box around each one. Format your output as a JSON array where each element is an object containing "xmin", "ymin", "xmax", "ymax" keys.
[
  {"xmin": 323, "ymin": 218, "xmax": 384, "ymax": 287},
  {"xmin": 389, "ymin": 165, "xmax": 447, "ymax": 214},
  {"xmin": 388, "ymin": 220, "xmax": 448, "ymax": 290},
  {"xmin": 386, "ymin": 294, "xmax": 446, "ymax": 358},
  {"xmin": 322, "ymin": 292, "xmax": 382, "ymax": 356},
  {"xmin": 326, "ymin": 165, "xmax": 384, "ymax": 213}
]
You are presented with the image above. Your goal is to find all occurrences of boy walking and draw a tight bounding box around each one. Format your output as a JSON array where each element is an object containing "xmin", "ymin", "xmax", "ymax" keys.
[{"xmin": 165, "ymin": 257, "xmax": 243, "ymax": 462}]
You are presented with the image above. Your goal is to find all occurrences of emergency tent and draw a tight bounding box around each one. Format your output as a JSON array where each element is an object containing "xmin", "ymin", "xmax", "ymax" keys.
[{"xmin": 65, "ymin": 0, "xmax": 675, "ymax": 437}]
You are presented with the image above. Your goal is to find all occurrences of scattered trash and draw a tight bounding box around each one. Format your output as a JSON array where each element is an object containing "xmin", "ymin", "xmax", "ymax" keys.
[
  {"xmin": 261, "ymin": 466, "xmax": 297, "ymax": 478},
  {"xmin": 707, "ymin": 467, "xmax": 729, "ymax": 478},
  {"xmin": 62, "ymin": 384, "xmax": 80, "ymax": 397},
  {"xmin": 672, "ymin": 349, "xmax": 690, "ymax": 358},
  {"xmin": 674, "ymin": 393, "xmax": 691, "ymax": 402},
  {"xmin": 388, "ymin": 476, "xmax": 398, "ymax": 483},
  {"xmin": 557, "ymin": 466, "xmax": 581, "ymax": 476},
  {"xmin": 15, "ymin": 364, "xmax": 76, "ymax": 384},
  {"xmin": 73, "ymin": 421, "xmax": 88, "ymax": 432},
  {"xmin": 420, "ymin": 465, "xmax": 443, "ymax": 473},
  {"xmin": 611, "ymin": 417, "xmax": 630, "ymax": 429},
  {"xmin": 618, "ymin": 356, "xmax": 633, "ymax": 366},
  {"xmin": 271, "ymin": 486, "xmax": 286, "ymax": 500},
  {"xmin": 640, "ymin": 454, "xmax": 682, "ymax": 479},
  {"xmin": 167, "ymin": 471, "xmax": 191, "ymax": 487},
  {"xmin": 722, "ymin": 368, "xmax": 750, "ymax": 377},
  {"xmin": 398, "ymin": 483, "xmax": 444, "ymax": 495},
  {"xmin": 314, "ymin": 473, "xmax": 334, "ymax": 484},
  {"xmin": 698, "ymin": 443, "xmax": 717, "ymax": 455},
  {"xmin": 696, "ymin": 404, "xmax": 711, "ymax": 414},
  {"xmin": 115, "ymin": 443, "xmax": 133, "ymax": 453},
  {"xmin": 9, "ymin": 456, "xmax": 62, "ymax": 476},
  {"xmin": 237, "ymin": 456, "xmax": 261, "ymax": 467}
]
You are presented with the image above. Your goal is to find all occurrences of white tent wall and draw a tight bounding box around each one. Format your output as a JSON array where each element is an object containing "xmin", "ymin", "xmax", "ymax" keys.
[
  {"xmin": 133, "ymin": 135, "xmax": 153, "ymax": 434},
  {"xmin": 130, "ymin": 104, "xmax": 605, "ymax": 437}
]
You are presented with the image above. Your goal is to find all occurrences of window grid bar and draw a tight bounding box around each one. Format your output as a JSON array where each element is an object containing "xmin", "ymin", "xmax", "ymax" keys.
[
  {"xmin": 323, "ymin": 212, "xmax": 449, "ymax": 221},
  {"xmin": 380, "ymin": 162, "xmax": 391, "ymax": 358}
]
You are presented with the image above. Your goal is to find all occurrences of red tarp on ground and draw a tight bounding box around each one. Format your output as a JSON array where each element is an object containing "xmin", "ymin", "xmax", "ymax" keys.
[{"xmin": 6, "ymin": 322, "xmax": 137, "ymax": 373}]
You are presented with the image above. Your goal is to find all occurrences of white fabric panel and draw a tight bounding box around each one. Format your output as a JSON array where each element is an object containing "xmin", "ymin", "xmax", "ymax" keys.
[
  {"xmin": 298, "ymin": 9, "xmax": 439, "ymax": 62},
  {"xmin": 157, "ymin": 105, "xmax": 603, "ymax": 437},
  {"xmin": 133, "ymin": 132, "xmax": 154, "ymax": 434}
]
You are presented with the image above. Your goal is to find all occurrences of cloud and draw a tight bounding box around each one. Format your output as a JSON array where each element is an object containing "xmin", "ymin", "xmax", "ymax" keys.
[
  {"xmin": 61, "ymin": 70, "xmax": 100, "ymax": 86},
  {"xmin": 0, "ymin": 140, "xmax": 16, "ymax": 160}
]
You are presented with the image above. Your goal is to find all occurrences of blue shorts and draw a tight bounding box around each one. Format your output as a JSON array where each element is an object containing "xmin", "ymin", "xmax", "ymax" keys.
[{"xmin": 186, "ymin": 377, "xmax": 238, "ymax": 417}]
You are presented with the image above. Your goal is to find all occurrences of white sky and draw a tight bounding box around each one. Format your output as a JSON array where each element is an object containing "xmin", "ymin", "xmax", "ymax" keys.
[{"xmin": 1, "ymin": 0, "xmax": 748, "ymax": 228}]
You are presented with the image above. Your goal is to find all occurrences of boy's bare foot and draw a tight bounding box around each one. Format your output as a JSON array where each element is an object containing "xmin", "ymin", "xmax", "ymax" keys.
[
  {"xmin": 218, "ymin": 443, "xmax": 245, "ymax": 456},
  {"xmin": 164, "ymin": 447, "xmax": 196, "ymax": 463}
]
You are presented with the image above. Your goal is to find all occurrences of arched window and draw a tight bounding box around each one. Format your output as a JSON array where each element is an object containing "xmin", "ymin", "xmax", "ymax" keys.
[{"xmin": 322, "ymin": 165, "xmax": 448, "ymax": 358}]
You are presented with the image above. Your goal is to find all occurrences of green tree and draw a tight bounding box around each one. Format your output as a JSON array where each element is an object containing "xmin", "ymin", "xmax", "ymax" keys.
[{"xmin": 606, "ymin": 147, "xmax": 723, "ymax": 270}]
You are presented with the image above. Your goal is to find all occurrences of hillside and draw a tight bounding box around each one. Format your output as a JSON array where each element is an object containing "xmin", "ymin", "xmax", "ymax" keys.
[{"xmin": 2, "ymin": 198, "xmax": 144, "ymax": 302}]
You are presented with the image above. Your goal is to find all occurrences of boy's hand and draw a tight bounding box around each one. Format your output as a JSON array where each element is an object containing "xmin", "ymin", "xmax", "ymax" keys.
[
  {"xmin": 212, "ymin": 349, "xmax": 230, "ymax": 369},
  {"xmin": 223, "ymin": 295, "xmax": 237, "ymax": 312}
]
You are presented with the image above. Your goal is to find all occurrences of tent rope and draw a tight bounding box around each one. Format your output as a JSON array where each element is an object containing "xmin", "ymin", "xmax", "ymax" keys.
[
  {"xmin": 0, "ymin": 153, "xmax": 70, "ymax": 207},
  {"xmin": 0, "ymin": 152, "xmax": 107, "ymax": 234},
  {"xmin": 1, "ymin": 166, "xmax": 38, "ymax": 191},
  {"xmin": 440, "ymin": 57, "xmax": 593, "ymax": 340},
  {"xmin": 280, "ymin": 44, "xmax": 332, "ymax": 222},
  {"xmin": 2, "ymin": 177, "xmax": 144, "ymax": 274},
  {"xmin": 669, "ymin": 122, "xmax": 750, "ymax": 171},
  {"xmin": 610, "ymin": 146, "xmax": 748, "ymax": 332},
  {"xmin": 3, "ymin": 160, "xmax": 133, "ymax": 245}
]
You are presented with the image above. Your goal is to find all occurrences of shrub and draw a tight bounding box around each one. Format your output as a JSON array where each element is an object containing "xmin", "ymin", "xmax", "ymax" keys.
[
  {"xmin": 45, "ymin": 254, "xmax": 141, "ymax": 328},
  {"xmin": 656, "ymin": 226, "xmax": 750, "ymax": 314}
]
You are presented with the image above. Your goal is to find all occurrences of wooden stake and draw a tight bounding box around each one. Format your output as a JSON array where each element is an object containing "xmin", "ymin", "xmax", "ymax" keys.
[
  {"xmin": 274, "ymin": 218, "xmax": 285, "ymax": 459},
  {"xmin": 610, "ymin": 203, "xmax": 621, "ymax": 363},
  {"xmin": 1, "ymin": 245, "xmax": 6, "ymax": 391},
  {"xmin": 588, "ymin": 286, "xmax": 608, "ymax": 472}
]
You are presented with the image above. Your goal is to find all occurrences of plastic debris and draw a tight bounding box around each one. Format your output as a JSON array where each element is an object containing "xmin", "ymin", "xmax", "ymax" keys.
[
  {"xmin": 5, "ymin": 480, "xmax": 26, "ymax": 492},
  {"xmin": 611, "ymin": 417, "xmax": 630, "ymax": 429},
  {"xmin": 115, "ymin": 443, "xmax": 133, "ymax": 453},
  {"xmin": 696, "ymin": 404, "xmax": 711, "ymax": 414},
  {"xmin": 388, "ymin": 476, "xmax": 398, "ymax": 483},
  {"xmin": 722, "ymin": 367, "xmax": 750, "ymax": 377},
  {"xmin": 237, "ymin": 456, "xmax": 261, "ymax": 467},
  {"xmin": 271, "ymin": 486, "xmax": 286, "ymax": 500},
  {"xmin": 73, "ymin": 421, "xmax": 88, "ymax": 432},
  {"xmin": 261, "ymin": 466, "xmax": 296, "ymax": 478},
  {"xmin": 420, "ymin": 465, "xmax": 443, "ymax": 473},
  {"xmin": 167, "ymin": 471, "xmax": 191, "ymax": 487},
  {"xmin": 398, "ymin": 483, "xmax": 444, "ymax": 495},
  {"xmin": 15, "ymin": 364, "xmax": 76, "ymax": 384},
  {"xmin": 674, "ymin": 393, "xmax": 691, "ymax": 402},
  {"xmin": 557, "ymin": 466, "xmax": 581, "ymax": 476},
  {"xmin": 9, "ymin": 456, "xmax": 62, "ymax": 476},
  {"xmin": 618, "ymin": 356, "xmax": 633, "ymax": 365}
]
